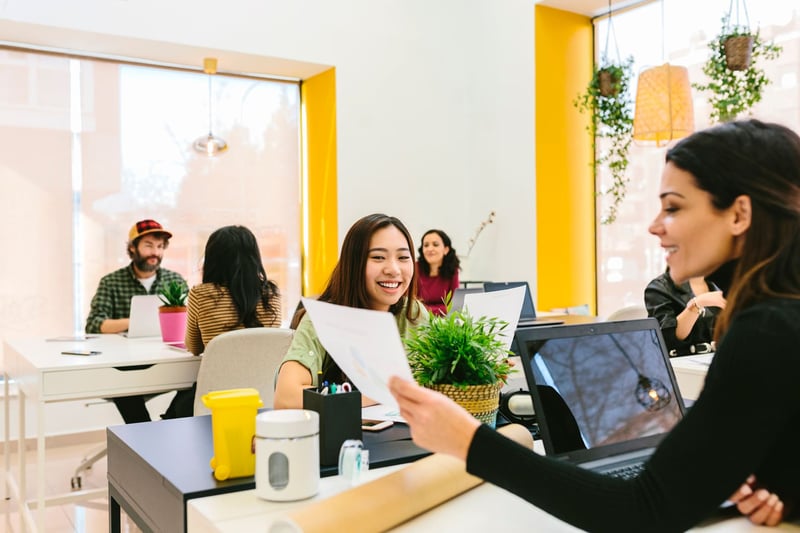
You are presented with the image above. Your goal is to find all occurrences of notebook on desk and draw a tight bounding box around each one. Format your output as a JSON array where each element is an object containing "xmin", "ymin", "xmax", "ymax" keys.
[
  {"xmin": 516, "ymin": 318, "xmax": 686, "ymax": 478},
  {"xmin": 122, "ymin": 295, "xmax": 162, "ymax": 338},
  {"xmin": 483, "ymin": 281, "xmax": 563, "ymax": 327}
]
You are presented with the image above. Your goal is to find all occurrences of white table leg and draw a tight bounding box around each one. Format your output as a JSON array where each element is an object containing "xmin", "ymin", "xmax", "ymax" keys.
[
  {"xmin": 18, "ymin": 386, "xmax": 27, "ymax": 532},
  {"xmin": 36, "ymin": 397, "xmax": 45, "ymax": 532}
]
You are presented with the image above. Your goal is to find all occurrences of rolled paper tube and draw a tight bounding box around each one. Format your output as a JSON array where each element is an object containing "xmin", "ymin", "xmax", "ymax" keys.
[{"xmin": 269, "ymin": 424, "xmax": 533, "ymax": 533}]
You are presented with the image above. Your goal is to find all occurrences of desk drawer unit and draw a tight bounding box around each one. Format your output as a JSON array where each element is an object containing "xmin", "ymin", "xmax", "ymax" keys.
[{"xmin": 42, "ymin": 360, "xmax": 201, "ymax": 401}]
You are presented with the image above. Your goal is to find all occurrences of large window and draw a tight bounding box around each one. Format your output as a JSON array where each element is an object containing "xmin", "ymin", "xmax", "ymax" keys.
[
  {"xmin": 594, "ymin": 2, "xmax": 799, "ymax": 317},
  {"xmin": 0, "ymin": 48, "xmax": 301, "ymax": 339}
]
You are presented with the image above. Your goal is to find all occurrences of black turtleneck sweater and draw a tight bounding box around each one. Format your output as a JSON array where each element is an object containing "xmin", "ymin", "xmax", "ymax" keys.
[{"xmin": 467, "ymin": 261, "xmax": 799, "ymax": 532}]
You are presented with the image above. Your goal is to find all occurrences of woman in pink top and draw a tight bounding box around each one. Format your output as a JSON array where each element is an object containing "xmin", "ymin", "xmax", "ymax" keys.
[{"xmin": 416, "ymin": 229, "xmax": 460, "ymax": 316}]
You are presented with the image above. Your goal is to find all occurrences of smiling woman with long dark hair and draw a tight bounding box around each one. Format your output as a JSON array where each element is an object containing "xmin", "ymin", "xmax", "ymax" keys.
[{"xmin": 391, "ymin": 120, "xmax": 800, "ymax": 529}]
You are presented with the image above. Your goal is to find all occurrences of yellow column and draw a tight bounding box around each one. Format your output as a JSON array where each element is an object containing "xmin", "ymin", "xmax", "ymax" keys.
[
  {"xmin": 301, "ymin": 68, "xmax": 338, "ymax": 297},
  {"xmin": 535, "ymin": 6, "xmax": 596, "ymax": 314}
]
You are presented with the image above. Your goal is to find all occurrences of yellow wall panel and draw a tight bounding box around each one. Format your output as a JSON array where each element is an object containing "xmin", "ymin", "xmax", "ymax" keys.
[
  {"xmin": 535, "ymin": 6, "xmax": 596, "ymax": 313},
  {"xmin": 301, "ymin": 68, "xmax": 337, "ymax": 297}
]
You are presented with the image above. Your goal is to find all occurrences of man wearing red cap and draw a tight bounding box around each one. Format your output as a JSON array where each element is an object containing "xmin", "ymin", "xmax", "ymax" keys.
[{"xmin": 85, "ymin": 219, "xmax": 187, "ymax": 422}]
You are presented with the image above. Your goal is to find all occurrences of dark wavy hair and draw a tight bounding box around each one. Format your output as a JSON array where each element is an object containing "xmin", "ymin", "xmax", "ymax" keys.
[
  {"xmin": 291, "ymin": 213, "xmax": 420, "ymax": 328},
  {"xmin": 417, "ymin": 229, "xmax": 460, "ymax": 279},
  {"xmin": 202, "ymin": 225, "xmax": 280, "ymax": 327},
  {"xmin": 665, "ymin": 119, "xmax": 800, "ymax": 339}
]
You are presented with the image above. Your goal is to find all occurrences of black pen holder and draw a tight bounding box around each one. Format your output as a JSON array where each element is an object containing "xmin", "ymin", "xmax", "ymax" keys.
[{"xmin": 302, "ymin": 388, "xmax": 362, "ymax": 466}]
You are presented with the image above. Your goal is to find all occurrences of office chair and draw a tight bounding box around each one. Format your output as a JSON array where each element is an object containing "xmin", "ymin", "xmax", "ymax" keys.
[
  {"xmin": 605, "ymin": 305, "xmax": 649, "ymax": 322},
  {"xmin": 193, "ymin": 327, "xmax": 294, "ymax": 415}
]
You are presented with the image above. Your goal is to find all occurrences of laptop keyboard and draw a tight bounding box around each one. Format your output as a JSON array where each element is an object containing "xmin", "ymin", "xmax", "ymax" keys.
[{"xmin": 603, "ymin": 462, "xmax": 644, "ymax": 480}]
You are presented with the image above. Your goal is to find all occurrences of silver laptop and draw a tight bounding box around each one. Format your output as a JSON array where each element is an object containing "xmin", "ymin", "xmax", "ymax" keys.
[
  {"xmin": 516, "ymin": 318, "xmax": 686, "ymax": 478},
  {"xmin": 123, "ymin": 295, "xmax": 162, "ymax": 338},
  {"xmin": 449, "ymin": 287, "xmax": 485, "ymax": 314},
  {"xmin": 483, "ymin": 281, "xmax": 563, "ymax": 327}
]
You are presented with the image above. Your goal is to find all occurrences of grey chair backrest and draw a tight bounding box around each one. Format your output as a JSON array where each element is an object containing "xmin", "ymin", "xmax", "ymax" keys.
[{"xmin": 193, "ymin": 327, "xmax": 294, "ymax": 415}]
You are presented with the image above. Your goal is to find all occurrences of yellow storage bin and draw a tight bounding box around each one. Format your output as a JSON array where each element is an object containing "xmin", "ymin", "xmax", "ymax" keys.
[{"xmin": 202, "ymin": 388, "xmax": 264, "ymax": 480}]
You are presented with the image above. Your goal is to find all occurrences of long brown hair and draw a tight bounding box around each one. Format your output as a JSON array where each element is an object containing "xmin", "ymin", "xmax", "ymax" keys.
[
  {"xmin": 665, "ymin": 120, "xmax": 800, "ymax": 339},
  {"xmin": 291, "ymin": 213, "xmax": 421, "ymax": 327}
]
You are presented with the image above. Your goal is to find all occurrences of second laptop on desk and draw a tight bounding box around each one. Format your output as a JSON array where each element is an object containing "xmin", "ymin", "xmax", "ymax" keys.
[
  {"xmin": 123, "ymin": 294, "xmax": 163, "ymax": 338},
  {"xmin": 515, "ymin": 318, "xmax": 686, "ymax": 478},
  {"xmin": 453, "ymin": 281, "xmax": 564, "ymax": 327}
]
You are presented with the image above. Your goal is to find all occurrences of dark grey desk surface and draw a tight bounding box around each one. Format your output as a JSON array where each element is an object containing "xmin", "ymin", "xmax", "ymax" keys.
[{"xmin": 107, "ymin": 414, "xmax": 428, "ymax": 533}]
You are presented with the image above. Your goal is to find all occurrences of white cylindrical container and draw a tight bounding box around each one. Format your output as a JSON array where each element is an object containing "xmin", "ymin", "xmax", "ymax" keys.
[{"xmin": 255, "ymin": 409, "xmax": 319, "ymax": 501}]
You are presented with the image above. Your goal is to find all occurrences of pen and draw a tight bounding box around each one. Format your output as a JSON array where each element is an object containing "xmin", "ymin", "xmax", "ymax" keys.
[
  {"xmin": 317, "ymin": 371, "xmax": 323, "ymax": 392},
  {"xmin": 330, "ymin": 383, "xmax": 338, "ymax": 394},
  {"xmin": 340, "ymin": 382, "xmax": 352, "ymax": 393}
]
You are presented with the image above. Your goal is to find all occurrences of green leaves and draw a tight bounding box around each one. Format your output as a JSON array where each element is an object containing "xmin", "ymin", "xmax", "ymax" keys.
[
  {"xmin": 692, "ymin": 17, "xmax": 782, "ymax": 123},
  {"xmin": 158, "ymin": 280, "xmax": 188, "ymax": 307},
  {"xmin": 573, "ymin": 56, "xmax": 634, "ymax": 225},
  {"xmin": 404, "ymin": 309, "xmax": 511, "ymax": 389}
]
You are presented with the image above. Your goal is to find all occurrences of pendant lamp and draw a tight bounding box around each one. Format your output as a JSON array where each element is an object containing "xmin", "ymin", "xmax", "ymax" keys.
[
  {"xmin": 193, "ymin": 57, "xmax": 228, "ymax": 156},
  {"xmin": 632, "ymin": 0, "xmax": 694, "ymax": 146},
  {"xmin": 632, "ymin": 63, "xmax": 694, "ymax": 146}
]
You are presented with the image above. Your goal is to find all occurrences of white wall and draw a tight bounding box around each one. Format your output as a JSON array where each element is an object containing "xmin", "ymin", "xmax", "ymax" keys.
[{"xmin": 0, "ymin": 0, "xmax": 538, "ymax": 288}]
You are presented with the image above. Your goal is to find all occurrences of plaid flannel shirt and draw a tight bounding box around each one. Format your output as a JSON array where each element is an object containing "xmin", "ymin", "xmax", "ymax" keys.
[{"xmin": 85, "ymin": 264, "xmax": 186, "ymax": 333}]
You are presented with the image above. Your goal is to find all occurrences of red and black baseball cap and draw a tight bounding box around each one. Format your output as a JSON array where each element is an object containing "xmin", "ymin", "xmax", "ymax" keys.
[{"xmin": 128, "ymin": 219, "xmax": 172, "ymax": 243}]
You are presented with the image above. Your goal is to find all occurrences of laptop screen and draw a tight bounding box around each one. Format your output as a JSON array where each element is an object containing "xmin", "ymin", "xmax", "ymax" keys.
[
  {"xmin": 516, "ymin": 319, "xmax": 685, "ymax": 459},
  {"xmin": 483, "ymin": 281, "xmax": 535, "ymax": 319}
]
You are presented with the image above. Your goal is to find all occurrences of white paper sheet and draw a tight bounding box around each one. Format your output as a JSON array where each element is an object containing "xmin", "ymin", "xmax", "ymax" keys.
[
  {"xmin": 462, "ymin": 286, "xmax": 525, "ymax": 352},
  {"xmin": 300, "ymin": 298, "xmax": 414, "ymax": 408}
]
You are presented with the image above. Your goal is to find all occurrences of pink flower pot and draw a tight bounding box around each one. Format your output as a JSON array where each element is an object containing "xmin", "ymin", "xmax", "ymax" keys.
[{"xmin": 159, "ymin": 307, "xmax": 187, "ymax": 344}]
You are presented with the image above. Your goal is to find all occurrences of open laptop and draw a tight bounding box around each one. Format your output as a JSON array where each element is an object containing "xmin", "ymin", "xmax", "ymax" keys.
[
  {"xmin": 483, "ymin": 281, "xmax": 563, "ymax": 327},
  {"xmin": 123, "ymin": 295, "xmax": 163, "ymax": 338},
  {"xmin": 448, "ymin": 287, "xmax": 485, "ymax": 314},
  {"xmin": 516, "ymin": 318, "xmax": 686, "ymax": 478}
]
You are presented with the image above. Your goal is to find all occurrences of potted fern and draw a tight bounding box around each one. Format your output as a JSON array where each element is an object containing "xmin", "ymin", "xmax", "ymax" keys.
[
  {"xmin": 404, "ymin": 299, "xmax": 511, "ymax": 427},
  {"xmin": 157, "ymin": 280, "xmax": 189, "ymax": 344}
]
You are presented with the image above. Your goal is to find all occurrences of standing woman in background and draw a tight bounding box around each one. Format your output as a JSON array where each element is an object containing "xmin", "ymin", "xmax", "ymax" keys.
[
  {"xmin": 416, "ymin": 229, "xmax": 460, "ymax": 316},
  {"xmin": 163, "ymin": 225, "xmax": 281, "ymax": 418},
  {"xmin": 645, "ymin": 270, "xmax": 726, "ymax": 356}
]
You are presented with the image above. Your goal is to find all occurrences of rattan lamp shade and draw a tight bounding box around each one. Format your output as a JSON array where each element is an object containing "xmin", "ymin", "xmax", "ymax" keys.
[{"xmin": 633, "ymin": 64, "xmax": 694, "ymax": 146}]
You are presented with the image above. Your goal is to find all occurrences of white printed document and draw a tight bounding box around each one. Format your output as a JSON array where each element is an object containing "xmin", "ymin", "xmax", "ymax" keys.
[
  {"xmin": 300, "ymin": 298, "xmax": 414, "ymax": 408},
  {"xmin": 462, "ymin": 286, "xmax": 525, "ymax": 351}
]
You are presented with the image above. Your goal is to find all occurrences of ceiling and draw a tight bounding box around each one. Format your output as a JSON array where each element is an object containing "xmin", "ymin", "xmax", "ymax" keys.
[{"xmin": 536, "ymin": 0, "xmax": 651, "ymax": 18}]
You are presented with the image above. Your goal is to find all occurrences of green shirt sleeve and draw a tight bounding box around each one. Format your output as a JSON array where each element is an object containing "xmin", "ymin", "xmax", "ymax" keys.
[{"xmin": 282, "ymin": 314, "xmax": 327, "ymax": 386}]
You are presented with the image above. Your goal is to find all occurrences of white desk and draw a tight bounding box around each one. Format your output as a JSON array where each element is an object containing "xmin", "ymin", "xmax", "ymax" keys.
[
  {"xmin": 670, "ymin": 353, "xmax": 713, "ymax": 401},
  {"xmin": 2, "ymin": 334, "xmax": 200, "ymax": 532},
  {"xmin": 187, "ymin": 462, "xmax": 799, "ymax": 532}
]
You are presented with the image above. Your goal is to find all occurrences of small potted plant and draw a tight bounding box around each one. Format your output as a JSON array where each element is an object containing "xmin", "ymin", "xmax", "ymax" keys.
[
  {"xmin": 573, "ymin": 56, "xmax": 634, "ymax": 225},
  {"xmin": 157, "ymin": 280, "xmax": 189, "ymax": 343},
  {"xmin": 692, "ymin": 15, "xmax": 782, "ymax": 123},
  {"xmin": 404, "ymin": 299, "xmax": 511, "ymax": 427}
]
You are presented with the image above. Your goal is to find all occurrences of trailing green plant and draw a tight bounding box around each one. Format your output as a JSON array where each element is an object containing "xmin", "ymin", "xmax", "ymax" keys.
[
  {"xmin": 573, "ymin": 56, "xmax": 634, "ymax": 225},
  {"xmin": 404, "ymin": 298, "xmax": 511, "ymax": 389},
  {"xmin": 692, "ymin": 16, "xmax": 782, "ymax": 123},
  {"xmin": 158, "ymin": 280, "xmax": 189, "ymax": 307}
]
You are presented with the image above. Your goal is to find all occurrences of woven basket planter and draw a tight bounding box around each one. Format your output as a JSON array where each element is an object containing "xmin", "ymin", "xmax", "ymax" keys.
[
  {"xmin": 427, "ymin": 382, "xmax": 503, "ymax": 427},
  {"xmin": 723, "ymin": 34, "xmax": 754, "ymax": 71},
  {"xmin": 598, "ymin": 69, "xmax": 620, "ymax": 97}
]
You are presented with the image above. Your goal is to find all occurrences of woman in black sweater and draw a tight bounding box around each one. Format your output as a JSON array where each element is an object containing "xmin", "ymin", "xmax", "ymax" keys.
[{"xmin": 391, "ymin": 119, "xmax": 799, "ymax": 531}]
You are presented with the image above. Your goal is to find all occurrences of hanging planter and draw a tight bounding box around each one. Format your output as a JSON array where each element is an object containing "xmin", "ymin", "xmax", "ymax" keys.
[
  {"xmin": 723, "ymin": 33, "xmax": 754, "ymax": 71},
  {"xmin": 574, "ymin": 56, "xmax": 634, "ymax": 225},
  {"xmin": 572, "ymin": 3, "xmax": 633, "ymax": 225},
  {"xmin": 598, "ymin": 67, "xmax": 621, "ymax": 97},
  {"xmin": 692, "ymin": 13, "xmax": 782, "ymax": 123}
]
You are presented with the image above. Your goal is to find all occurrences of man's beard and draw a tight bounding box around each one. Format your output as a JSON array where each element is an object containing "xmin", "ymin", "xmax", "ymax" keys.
[{"xmin": 133, "ymin": 250, "xmax": 162, "ymax": 272}]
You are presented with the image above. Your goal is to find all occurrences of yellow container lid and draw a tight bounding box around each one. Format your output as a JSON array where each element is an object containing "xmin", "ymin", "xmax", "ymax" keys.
[{"xmin": 202, "ymin": 388, "xmax": 263, "ymax": 409}]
